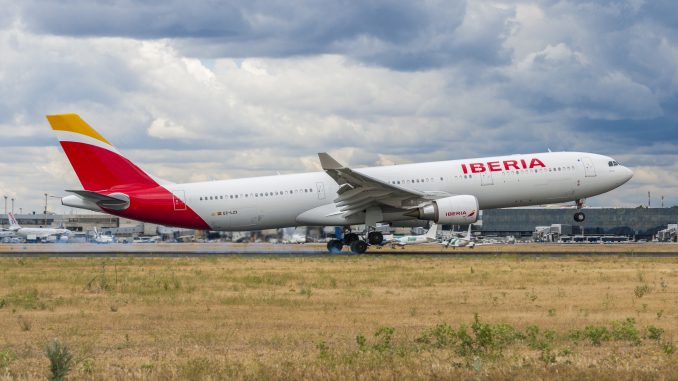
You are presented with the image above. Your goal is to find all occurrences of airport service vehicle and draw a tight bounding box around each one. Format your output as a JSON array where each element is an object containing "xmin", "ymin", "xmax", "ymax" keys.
[
  {"xmin": 6, "ymin": 212, "xmax": 71, "ymax": 242},
  {"xmin": 47, "ymin": 114, "xmax": 633, "ymax": 254},
  {"xmin": 388, "ymin": 223, "xmax": 439, "ymax": 247}
]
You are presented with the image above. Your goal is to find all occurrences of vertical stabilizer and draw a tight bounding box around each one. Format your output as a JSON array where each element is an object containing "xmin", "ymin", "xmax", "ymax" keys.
[
  {"xmin": 425, "ymin": 223, "xmax": 438, "ymax": 239},
  {"xmin": 7, "ymin": 212, "xmax": 20, "ymax": 230},
  {"xmin": 47, "ymin": 114, "xmax": 158, "ymax": 191}
]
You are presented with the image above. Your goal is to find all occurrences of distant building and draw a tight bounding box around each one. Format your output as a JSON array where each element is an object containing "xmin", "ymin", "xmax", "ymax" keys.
[{"xmin": 482, "ymin": 208, "xmax": 678, "ymax": 239}]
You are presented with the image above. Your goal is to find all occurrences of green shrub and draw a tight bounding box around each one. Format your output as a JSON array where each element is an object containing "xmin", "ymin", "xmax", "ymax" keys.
[
  {"xmin": 416, "ymin": 323, "xmax": 456, "ymax": 348},
  {"xmin": 581, "ymin": 325, "xmax": 610, "ymax": 346},
  {"xmin": 611, "ymin": 318, "xmax": 640, "ymax": 345},
  {"xmin": 373, "ymin": 326, "xmax": 395, "ymax": 353},
  {"xmin": 661, "ymin": 341, "xmax": 675, "ymax": 355},
  {"xmin": 45, "ymin": 339, "xmax": 73, "ymax": 381},
  {"xmin": 646, "ymin": 325, "xmax": 664, "ymax": 341}
]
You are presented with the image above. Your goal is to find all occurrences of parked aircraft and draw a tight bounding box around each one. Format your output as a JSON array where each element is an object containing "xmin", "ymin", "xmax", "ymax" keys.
[
  {"xmin": 6, "ymin": 212, "xmax": 70, "ymax": 241},
  {"xmin": 47, "ymin": 114, "xmax": 633, "ymax": 253},
  {"xmin": 0, "ymin": 229, "xmax": 16, "ymax": 238},
  {"xmin": 389, "ymin": 223, "xmax": 439, "ymax": 247},
  {"xmin": 443, "ymin": 224, "xmax": 475, "ymax": 248}
]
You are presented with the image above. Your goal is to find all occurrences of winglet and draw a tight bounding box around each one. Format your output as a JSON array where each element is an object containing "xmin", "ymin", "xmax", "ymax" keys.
[{"xmin": 318, "ymin": 153, "xmax": 344, "ymax": 170}]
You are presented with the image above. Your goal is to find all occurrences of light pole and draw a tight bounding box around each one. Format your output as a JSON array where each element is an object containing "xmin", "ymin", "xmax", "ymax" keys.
[
  {"xmin": 44, "ymin": 193, "xmax": 48, "ymax": 226},
  {"xmin": 3, "ymin": 195, "xmax": 6, "ymax": 228},
  {"xmin": 11, "ymin": 198, "xmax": 14, "ymax": 214}
]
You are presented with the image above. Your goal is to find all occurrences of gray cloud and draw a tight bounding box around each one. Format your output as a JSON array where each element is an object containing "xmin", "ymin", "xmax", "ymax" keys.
[{"xmin": 0, "ymin": 1, "xmax": 677, "ymax": 212}]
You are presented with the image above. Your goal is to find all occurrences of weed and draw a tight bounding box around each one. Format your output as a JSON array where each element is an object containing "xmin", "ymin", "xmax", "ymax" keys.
[
  {"xmin": 373, "ymin": 326, "xmax": 395, "ymax": 353},
  {"xmin": 45, "ymin": 338, "xmax": 73, "ymax": 381},
  {"xmin": 610, "ymin": 318, "xmax": 640, "ymax": 345},
  {"xmin": 316, "ymin": 341, "xmax": 331, "ymax": 359},
  {"xmin": 80, "ymin": 358, "xmax": 95, "ymax": 375},
  {"xmin": 657, "ymin": 310, "xmax": 664, "ymax": 319},
  {"xmin": 299, "ymin": 286, "xmax": 312, "ymax": 298},
  {"xmin": 661, "ymin": 341, "xmax": 675, "ymax": 355},
  {"xmin": 571, "ymin": 325, "xmax": 609, "ymax": 346},
  {"xmin": 3, "ymin": 288, "xmax": 46, "ymax": 310},
  {"xmin": 634, "ymin": 284, "xmax": 651, "ymax": 298},
  {"xmin": 417, "ymin": 323, "xmax": 456, "ymax": 348},
  {"xmin": 356, "ymin": 335, "xmax": 367, "ymax": 352},
  {"xmin": 0, "ymin": 348, "xmax": 15, "ymax": 370},
  {"xmin": 540, "ymin": 348, "xmax": 556, "ymax": 364},
  {"xmin": 548, "ymin": 308, "xmax": 556, "ymax": 317},
  {"xmin": 456, "ymin": 314, "xmax": 521, "ymax": 359},
  {"xmin": 16, "ymin": 315, "xmax": 31, "ymax": 331},
  {"xmin": 525, "ymin": 325, "xmax": 554, "ymax": 351},
  {"xmin": 646, "ymin": 325, "xmax": 664, "ymax": 341},
  {"xmin": 179, "ymin": 357, "xmax": 215, "ymax": 380}
]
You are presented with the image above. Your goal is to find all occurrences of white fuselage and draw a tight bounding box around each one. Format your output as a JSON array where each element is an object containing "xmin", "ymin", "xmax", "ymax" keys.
[
  {"xmin": 162, "ymin": 152, "xmax": 632, "ymax": 231},
  {"xmin": 13, "ymin": 227, "xmax": 70, "ymax": 239}
]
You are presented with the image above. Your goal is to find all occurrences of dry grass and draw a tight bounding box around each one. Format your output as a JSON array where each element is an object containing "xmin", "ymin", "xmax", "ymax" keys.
[{"xmin": 0, "ymin": 254, "xmax": 677, "ymax": 380}]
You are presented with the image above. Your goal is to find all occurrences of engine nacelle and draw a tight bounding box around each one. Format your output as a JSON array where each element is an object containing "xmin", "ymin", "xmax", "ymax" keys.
[{"xmin": 408, "ymin": 195, "xmax": 479, "ymax": 224}]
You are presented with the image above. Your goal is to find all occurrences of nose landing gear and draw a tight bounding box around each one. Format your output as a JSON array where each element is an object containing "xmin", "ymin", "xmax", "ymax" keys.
[
  {"xmin": 574, "ymin": 212, "xmax": 585, "ymax": 222},
  {"xmin": 573, "ymin": 199, "xmax": 586, "ymax": 222}
]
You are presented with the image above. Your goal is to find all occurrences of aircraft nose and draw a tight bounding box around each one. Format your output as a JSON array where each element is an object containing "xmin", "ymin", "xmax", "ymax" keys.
[{"xmin": 621, "ymin": 166, "xmax": 633, "ymax": 183}]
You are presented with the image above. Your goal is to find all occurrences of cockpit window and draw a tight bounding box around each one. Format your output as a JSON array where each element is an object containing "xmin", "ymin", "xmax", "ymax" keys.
[{"xmin": 609, "ymin": 160, "xmax": 621, "ymax": 167}]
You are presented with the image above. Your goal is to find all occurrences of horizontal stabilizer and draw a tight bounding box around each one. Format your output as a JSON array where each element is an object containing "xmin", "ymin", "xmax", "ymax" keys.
[{"xmin": 66, "ymin": 190, "xmax": 130, "ymax": 210}]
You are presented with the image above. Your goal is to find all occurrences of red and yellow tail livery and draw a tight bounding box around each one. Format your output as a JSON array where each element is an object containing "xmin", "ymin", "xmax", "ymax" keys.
[{"xmin": 47, "ymin": 114, "xmax": 210, "ymax": 229}]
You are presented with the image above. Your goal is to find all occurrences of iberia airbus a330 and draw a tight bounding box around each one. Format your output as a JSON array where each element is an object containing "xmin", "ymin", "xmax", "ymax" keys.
[{"xmin": 48, "ymin": 114, "xmax": 633, "ymax": 253}]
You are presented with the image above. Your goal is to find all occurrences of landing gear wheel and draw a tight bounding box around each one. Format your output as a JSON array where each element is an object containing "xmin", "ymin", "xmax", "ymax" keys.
[
  {"xmin": 327, "ymin": 239, "xmax": 344, "ymax": 253},
  {"xmin": 350, "ymin": 240, "xmax": 368, "ymax": 254},
  {"xmin": 367, "ymin": 231, "xmax": 384, "ymax": 245},
  {"xmin": 574, "ymin": 212, "xmax": 585, "ymax": 223},
  {"xmin": 343, "ymin": 233, "xmax": 359, "ymax": 246}
]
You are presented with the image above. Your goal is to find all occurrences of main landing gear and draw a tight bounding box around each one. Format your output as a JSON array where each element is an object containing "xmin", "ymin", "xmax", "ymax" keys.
[
  {"xmin": 573, "ymin": 199, "xmax": 586, "ymax": 222},
  {"xmin": 367, "ymin": 231, "xmax": 384, "ymax": 245},
  {"xmin": 326, "ymin": 229, "xmax": 371, "ymax": 254}
]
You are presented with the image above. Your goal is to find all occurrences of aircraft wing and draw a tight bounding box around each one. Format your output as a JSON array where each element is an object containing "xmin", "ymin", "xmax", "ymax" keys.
[{"xmin": 318, "ymin": 153, "xmax": 429, "ymax": 217}]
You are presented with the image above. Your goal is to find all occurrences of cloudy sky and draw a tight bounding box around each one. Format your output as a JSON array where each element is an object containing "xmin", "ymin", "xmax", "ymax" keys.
[{"xmin": 0, "ymin": 0, "xmax": 676, "ymax": 214}]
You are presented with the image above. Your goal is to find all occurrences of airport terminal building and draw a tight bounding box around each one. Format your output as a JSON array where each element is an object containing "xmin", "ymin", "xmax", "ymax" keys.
[
  {"xmin": 481, "ymin": 207, "xmax": 678, "ymax": 239},
  {"xmin": 2, "ymin": 207, "xmax": 677, "ymax": 242}
]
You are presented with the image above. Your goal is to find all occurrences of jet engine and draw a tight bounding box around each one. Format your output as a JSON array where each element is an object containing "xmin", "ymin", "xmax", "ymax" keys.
[{"xmin": 405, "ymin": 195, "xmax": 479, "ymax": 224}]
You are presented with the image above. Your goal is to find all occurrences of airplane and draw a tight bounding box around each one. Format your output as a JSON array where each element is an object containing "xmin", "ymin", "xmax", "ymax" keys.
[
  {"xmin": 443, "ymin": 224, "xmax": 475, "ymax": 248},
  {"xmin": 0, "ymin": 229, "xmax": 16, "ymax": 239},
  {"xmin": 47, "ymin": 114, "xmax": 633, "ymax": 254},
  {"xmin": 389, "ymin": 223, "xmax": 439, "ymax": 247},
  {"xmin": 6, "ymin": 212, "xmax": 71, "ymax": 242},
  {"xmin": 92, "ymin": 227, "xmax": 114, "ymax": 244}
]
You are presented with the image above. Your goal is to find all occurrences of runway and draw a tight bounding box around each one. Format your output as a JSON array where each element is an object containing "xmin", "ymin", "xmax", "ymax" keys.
[{"xmin": 0, "ymin": 242, "xmax": 676, "ymax": 257}]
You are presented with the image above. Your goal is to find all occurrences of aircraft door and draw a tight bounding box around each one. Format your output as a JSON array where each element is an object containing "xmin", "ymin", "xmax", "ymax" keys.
[
  {"xmin": 316, "ymin": 182, "xmax": 326, "ymax": 200},
  {"xmin": 580, "ymin": 157, "xmax": 596, "ymax": 177},
  {"xmin": 480, "ymin": 172, "xmax": 494, "ymax": 186},
  {"xmin": 172, "ymin": 190, "xmax": 187, "ymax": 211}
]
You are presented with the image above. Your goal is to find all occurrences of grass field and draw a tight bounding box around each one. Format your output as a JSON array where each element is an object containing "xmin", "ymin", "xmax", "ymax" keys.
[{"xmin": 1, "ymin": 254, "xmax": 677, "ymax": 380}]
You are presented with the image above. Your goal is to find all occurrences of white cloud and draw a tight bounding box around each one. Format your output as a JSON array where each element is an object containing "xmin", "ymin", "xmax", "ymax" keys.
[{"xmin": 0, "ymin": 1, "xmax": 677, "ymax": 213}]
